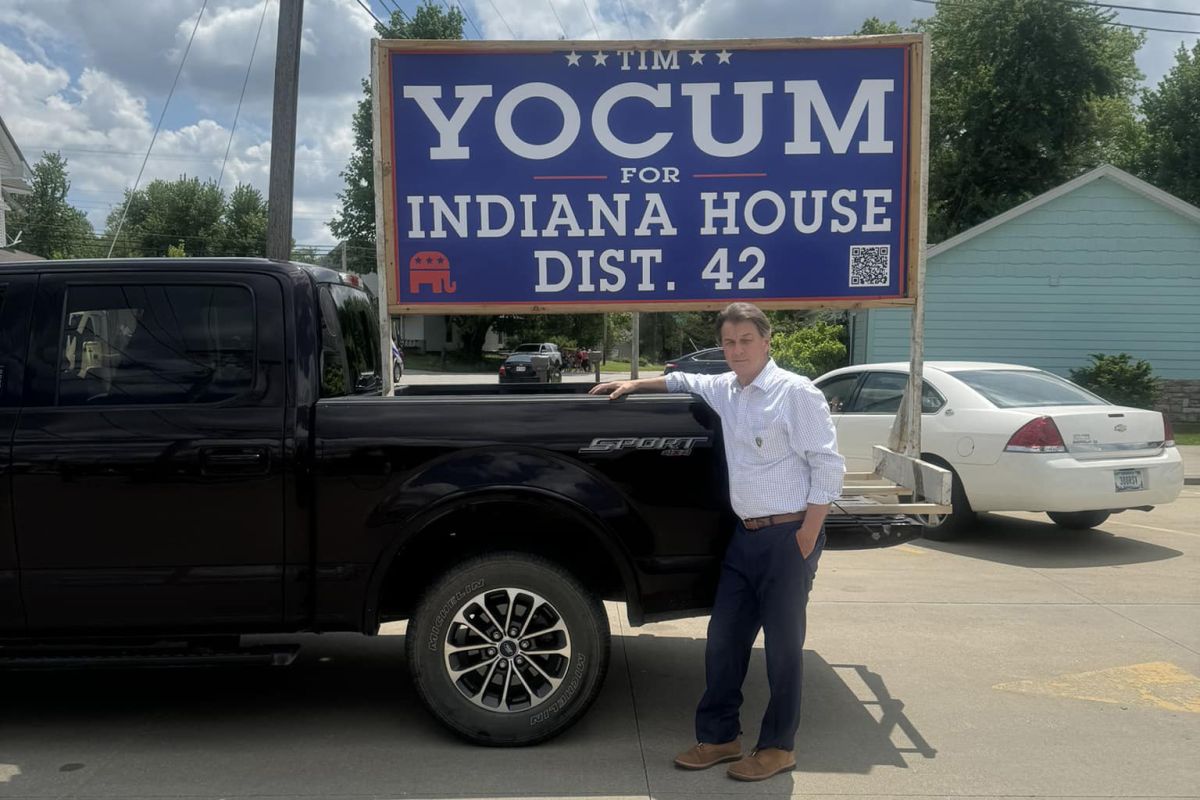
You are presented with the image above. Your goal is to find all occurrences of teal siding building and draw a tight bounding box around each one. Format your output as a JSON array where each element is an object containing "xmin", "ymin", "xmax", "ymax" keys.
[{"xmin": 851, "ymin": 166, "xmax": 1200, "ymax": 419}]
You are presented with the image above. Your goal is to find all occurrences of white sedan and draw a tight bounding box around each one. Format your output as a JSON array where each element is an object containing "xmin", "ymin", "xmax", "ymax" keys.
[{"xmin": 813, "ymin": 362, "xmax": 1184, "ymax": 539}]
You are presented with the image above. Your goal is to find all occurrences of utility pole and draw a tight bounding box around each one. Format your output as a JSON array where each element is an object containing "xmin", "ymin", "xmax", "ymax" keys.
[{"xmin": 265, "ymin": 0, "xmax": 304, "ymax": 261}]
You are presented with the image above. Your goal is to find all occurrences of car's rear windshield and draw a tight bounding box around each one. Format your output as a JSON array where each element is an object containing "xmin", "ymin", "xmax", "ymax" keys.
[
  {"xmin": 953, "ymin": 369, "xmax": 1106, "ymax": 408},
  {"xmin": 514, "ymin": 344, "xmax": 541, "ymax": 352}
]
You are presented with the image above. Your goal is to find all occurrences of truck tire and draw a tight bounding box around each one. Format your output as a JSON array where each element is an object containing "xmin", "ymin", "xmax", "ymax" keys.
[
  {"xmin": 406, "ymin": 552, "xmax": 610, "ymax": 746},
  {"xmin": 1047, "ymin": 511, "xmax": 1111, "ymax": 530}
]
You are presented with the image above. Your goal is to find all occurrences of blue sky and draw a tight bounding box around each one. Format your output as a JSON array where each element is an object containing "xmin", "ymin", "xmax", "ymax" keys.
[{"xmin": 1, "ymin": 0, "xmax": 1196, "ymax": 252}]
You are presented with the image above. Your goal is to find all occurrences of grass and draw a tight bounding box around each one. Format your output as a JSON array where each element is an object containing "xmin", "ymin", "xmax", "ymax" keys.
[
  {"xmin": 1174, "ymin": 422, "xmax": 1200, "ymax": 446},
  {"xmin": 596, "ymin": 360, "xmax": 666, "ymax": 374}
]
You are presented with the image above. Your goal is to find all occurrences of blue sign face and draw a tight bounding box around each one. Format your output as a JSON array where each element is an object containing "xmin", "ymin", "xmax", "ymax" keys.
[{"xmin": 383, "ymin": 42, "xmax": 916, "ymax": 310}]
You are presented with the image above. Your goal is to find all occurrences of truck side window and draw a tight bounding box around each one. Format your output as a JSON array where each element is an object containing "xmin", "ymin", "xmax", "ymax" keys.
[{"xmin": 56, "ymin": 284, "xmax": 255, "ymax": 406}]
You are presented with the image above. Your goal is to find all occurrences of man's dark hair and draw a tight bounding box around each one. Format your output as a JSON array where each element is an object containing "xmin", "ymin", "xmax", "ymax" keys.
[{"xmin": 716, "ymin": 302, "xmax": 771, "ymax": 340}]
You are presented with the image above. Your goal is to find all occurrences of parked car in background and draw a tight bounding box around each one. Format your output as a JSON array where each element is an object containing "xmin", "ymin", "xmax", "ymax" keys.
[
  {"xmin": 509, "ymin": 343, "xmax": 563, "ymax": 370},
  {"xmin": 499, "ymin": 348, "xmax": 562, "ymax": 383},
  {"xmin": 663, "ymin": 347, "xmax": 729, "ymax": 375},
  {"xmin": 813, "ymin": 362, "xmax": 1183, "ymax": 539}
]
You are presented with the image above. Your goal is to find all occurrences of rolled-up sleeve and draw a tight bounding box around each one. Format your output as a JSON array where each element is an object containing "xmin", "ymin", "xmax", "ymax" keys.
[
  {"xmin": 665, "ymin": 370, "xmax": 719, "ymax": 405},
  {"xmin": 788, "ymin": 381, "xmax": 845, "ymax": 506}
]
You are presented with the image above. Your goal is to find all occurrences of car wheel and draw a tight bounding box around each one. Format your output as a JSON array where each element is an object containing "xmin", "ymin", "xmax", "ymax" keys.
[
  {"xmin": 1047, "ymin": 511, "xmax": 1111, "ymax": 530},
  {"xmin": 406, "ymin": 552, "xmax": 611, "ymax": 746},
  {"xmin": 920, "ymin": 459, "xmax": 975, "ymax": 541},
  {"xmin": 393, "ymin": 363, "xmax": 402, "ymax": 383}
]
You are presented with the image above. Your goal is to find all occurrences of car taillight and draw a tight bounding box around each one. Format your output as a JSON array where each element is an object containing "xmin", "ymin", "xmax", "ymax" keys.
[
  {"xmin": 499, "ymin": 366, "xmax": 506, "ymax": 376},
  {"xmin": 665, "ymin": 363, "xmax": 677, "ymax": 370},
  {"xmin": 1005, "ymin": 416, "xmax": 1067, "ymax": 453},
  {"xmin": 1163, "ymin": 415, "xmax": 1175, "ymax": 448}
]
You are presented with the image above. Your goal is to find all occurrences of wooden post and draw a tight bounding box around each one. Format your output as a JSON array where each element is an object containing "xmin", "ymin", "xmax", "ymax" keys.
[
  {"xmin": 265, "ymin": 0, "xmax": 304, "ymax": 261},
  {"xmin": 630, "ymin": 312, "xmax": 640, "ymax": 379},
  {"xmin": 889, "ymin": 35, "xmax": 930, "ymax": 458}
]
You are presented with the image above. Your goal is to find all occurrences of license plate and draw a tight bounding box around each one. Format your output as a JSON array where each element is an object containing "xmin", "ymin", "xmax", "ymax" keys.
[
  {"xmin": 514, "ymin": 366, "xmax": 526, "ymax": 373},
  {"xmin": 1114, "ymin": 469, "xmax": 1144, "ymax": 492}
]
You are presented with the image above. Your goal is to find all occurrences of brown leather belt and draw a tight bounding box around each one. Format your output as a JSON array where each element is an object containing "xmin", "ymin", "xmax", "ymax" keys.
[{"xmin": 742, "ymin": 511, "xmax": 806, "ymax": 531}]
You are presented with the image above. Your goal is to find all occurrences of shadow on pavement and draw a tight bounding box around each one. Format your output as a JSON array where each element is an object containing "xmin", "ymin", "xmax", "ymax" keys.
[
  {"xmin": 0, "ymin": 631, "xmax": 934, "ymax": 797},
  {"xmin": 623, "ymin": 632, "xmax": 935, "ymax": 793},
  {"xmin": 915, "ymin": 512, "xmax": 1183, "ymax": 569}
]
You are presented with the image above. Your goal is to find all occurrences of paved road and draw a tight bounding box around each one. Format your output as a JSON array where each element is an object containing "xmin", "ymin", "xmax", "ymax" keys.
[{"xmin": 2, "ymin": 497, "xmax": 1197, "ymax": 799}]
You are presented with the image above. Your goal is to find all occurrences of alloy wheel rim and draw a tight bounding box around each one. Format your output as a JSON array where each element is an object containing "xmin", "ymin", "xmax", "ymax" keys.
[{"xmin": 441, "ymin": 587, "xmax": 573, "ymax": 713}]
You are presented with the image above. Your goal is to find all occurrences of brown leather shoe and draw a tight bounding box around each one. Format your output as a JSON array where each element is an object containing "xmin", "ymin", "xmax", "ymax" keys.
[
  {"xmin": 726, "ymin": 748, "xmax": 796, "ymax": 781},
  {"xmin": 673, "ymin": 740, "xmax": 742, "ymax": 770}
]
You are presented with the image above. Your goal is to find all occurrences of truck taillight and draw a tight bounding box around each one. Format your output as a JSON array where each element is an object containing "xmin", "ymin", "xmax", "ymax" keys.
[
  {"xmin": 1005, "ymin": 416, "xmax": 1067, "ymax": 453},
  {"xmin": 1164, "ymin": 415, "xmax": 1175, "ymax": 448}
]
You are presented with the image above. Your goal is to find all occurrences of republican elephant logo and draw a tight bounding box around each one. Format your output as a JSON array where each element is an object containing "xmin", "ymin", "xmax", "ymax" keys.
[{"xmin": 408, "ymin": 251, "xmax": 457, "ymax": 295}]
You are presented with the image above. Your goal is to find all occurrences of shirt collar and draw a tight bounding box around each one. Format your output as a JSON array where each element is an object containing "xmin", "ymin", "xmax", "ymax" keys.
[{"xmin": 734, "ymin": 358, "xmax": 779, "ymax": 392}]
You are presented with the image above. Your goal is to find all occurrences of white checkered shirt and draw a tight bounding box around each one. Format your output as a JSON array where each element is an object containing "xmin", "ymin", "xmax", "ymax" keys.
[{"xmin": 665, "ymin": 359, "xmax": 845, "ymax": 519}]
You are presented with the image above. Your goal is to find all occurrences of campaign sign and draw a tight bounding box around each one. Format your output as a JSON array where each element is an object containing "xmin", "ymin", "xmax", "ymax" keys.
[{"xmin": 373, "ymin": 37, "xmax": 925, "ymax": 313}]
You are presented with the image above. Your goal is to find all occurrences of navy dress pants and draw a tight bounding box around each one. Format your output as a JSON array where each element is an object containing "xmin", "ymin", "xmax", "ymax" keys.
[{"xmin": 695, "ymin": 521, "xmax": 825, "ymax": 752}]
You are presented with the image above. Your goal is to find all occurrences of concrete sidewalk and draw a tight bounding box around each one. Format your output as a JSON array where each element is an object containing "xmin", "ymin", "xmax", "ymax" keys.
[
  {"xmin": 1180, "ymin": 444, "xmax": 1200, "ymax": 485},
  {"xmin": 2, "ymin": 500, "xmax": 1198, "ymax": 799}
]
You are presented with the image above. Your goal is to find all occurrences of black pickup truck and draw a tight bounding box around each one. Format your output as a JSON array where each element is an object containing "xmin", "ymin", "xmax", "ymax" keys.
[{"xmin": 0, "ymin": 258, "xmax": 916, "ymax": 745}]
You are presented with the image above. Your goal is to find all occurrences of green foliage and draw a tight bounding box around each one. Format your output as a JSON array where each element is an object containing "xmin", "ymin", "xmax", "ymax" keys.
[
  {"xmin": 103, "ymin": 175, "xmax": 225, "ymax": 256},
  {"xmin": 1140, "ymin": 42, "xmax": 1200, "ymax": 207},
  {"xmin": 329, "ymin": 1, "xmax": 465, "ymax": 276},
  {"xmin": 854, "ymin": 17, "xmax": 904, "ymax": 35},
  {"xmin": 220, "ymin": 183, "xmax": 268, "ymax": 257},
  {"xmin": 6, "ymin": 152, "xmax": 95, "ymax": 259},
  {"xmin": 166, "ymin": 241, "xmax": 187, "ymax": 258},
  {"xmin": 100, "ymin": 177, "xmax": 269, "ymax": 258},
  {"xmin": 919, "ymin": 0, "xmax": 1144, "ymax": 241},
  {"xmin": 1068, "ymin": 353, "xmax": 1161, "ymax": 409},
  {"xmin": 771, "ymin": 322, "xmax": 847, "ymax": 378}
]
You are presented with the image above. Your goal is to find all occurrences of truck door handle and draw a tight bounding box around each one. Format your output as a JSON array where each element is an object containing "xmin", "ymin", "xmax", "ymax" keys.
[{"xmin": 201, "ymin": 447, "xmax": 270, "ymax": 475}]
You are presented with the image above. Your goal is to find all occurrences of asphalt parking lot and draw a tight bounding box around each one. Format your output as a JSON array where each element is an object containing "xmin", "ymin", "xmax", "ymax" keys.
[{"xmin": 2, "ymin": 490, "xmax": 1197, "ymax": 799}]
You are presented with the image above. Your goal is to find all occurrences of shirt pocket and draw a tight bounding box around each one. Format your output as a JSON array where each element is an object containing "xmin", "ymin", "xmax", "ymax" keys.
[{"xmin": 747, "ymin": 421, "xmax": 790, "ymax": 464}]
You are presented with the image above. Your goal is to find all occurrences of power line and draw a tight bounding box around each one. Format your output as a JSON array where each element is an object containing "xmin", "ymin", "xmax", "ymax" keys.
[
  {"xmin": 456, "ymin": 1, "xmax": 485, "ymax": 39},
  {"xmin": 439, "ymin": 0, "xmax": 473, "ymax": 38},
  {"xmin": 911, "ymin": 0, "xmax": 1200, "ymax": 34},
  {"xmin": 580, "ymin": 0, "xmax": 602, "ymax": 39},
  {"xmin": 484, "ymin": 0, "xmax": 517, "ymax": 38},
  {"xmin": 546, "ymin": 0, "xmax": 569, "ymax": 38},
  {"xmin": 28, "ymin": 145, "xmax": 344, "ymax": 163},
  {"xmin": 616, "ymin": 0, "xmax": 634, "ymax": 38},
  {"xmin": 218, "ymin": 0, "xmax": 270, "ymax": 189},
  {"xmin": 107, "ymin": 0, "xmax": 209, "ymax": 258},
  {"xmin": 353, "ymin": 0, "xmax": 385, "ymax": 28},
  {"xmin": 1059, "ymin": 0, "xmax": 1200, "ymax": 19}
]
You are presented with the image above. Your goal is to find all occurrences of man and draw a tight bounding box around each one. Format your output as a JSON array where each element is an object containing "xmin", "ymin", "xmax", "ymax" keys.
[{"xmin": 589, "ymin": 302, "xmax": 844, "ymax": 782}]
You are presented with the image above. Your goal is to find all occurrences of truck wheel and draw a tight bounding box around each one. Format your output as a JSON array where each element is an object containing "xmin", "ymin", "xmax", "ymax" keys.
[
  {"xmin": 406, "ymin": 552, "xmax": 610, "ymax": 746},
  {"xmin": 1047, "ymin": 511, "xmax": 1111, "ymax": 529}
]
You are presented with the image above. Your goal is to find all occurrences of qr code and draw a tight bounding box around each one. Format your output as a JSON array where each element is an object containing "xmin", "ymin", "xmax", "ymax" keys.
[{"xmin": 849, "ymin": 245, "xmax": 890, "ymax": 287}]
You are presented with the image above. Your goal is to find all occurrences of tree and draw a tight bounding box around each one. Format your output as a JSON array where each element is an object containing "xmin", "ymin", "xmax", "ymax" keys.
[
  {"xmin": 6, "ymin": 152, "xmax": 95, "ymax": 259},
  {"xmin": 919, "ymin": 0, "xmax": 1144, "ymax": 241},
  {"xmin": 854, "ymin": 17, "xmax": 903, "ymax": 35},
  {"xmin": 329, "ymin": 1, "xmax": 465, "ymax": 276},
  {"xmin": 328, "ymin": 3, "xmax": 513, "ymax": 360},
  {"xmin": 1069, "ymin": 353, "xmax": 1160, "ymax": 409},
  {"xmin": 104, "ymin": 175, "xmax": 225, "ymax": 257},
  {"xmin": 1140, "ymin": 43, "xmax": 1200, "ymax": 207},
  {"xmin": 771, "ymin": 322, "xmax": 847, "ymax": 378},
  {"xmin": 218, "ymin": 183, "xmax": 268, "ymax": 257}
]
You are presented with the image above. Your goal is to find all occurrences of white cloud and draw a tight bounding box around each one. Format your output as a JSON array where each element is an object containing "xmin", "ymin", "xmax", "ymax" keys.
[{"xmin": 1, "ymin": 0, "xmax": 1192, "ymax": 251}]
